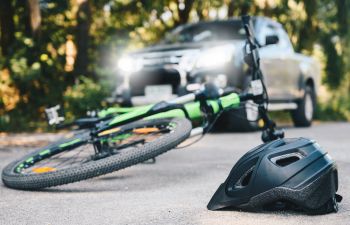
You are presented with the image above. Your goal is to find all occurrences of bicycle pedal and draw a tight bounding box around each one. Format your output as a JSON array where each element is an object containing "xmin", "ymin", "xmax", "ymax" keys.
[{"xmin": 45, "ymin": 105, "xmax": 65, "ymax": 125}]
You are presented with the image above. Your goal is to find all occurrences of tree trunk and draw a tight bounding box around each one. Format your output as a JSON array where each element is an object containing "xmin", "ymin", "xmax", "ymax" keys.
[
  {"xmin": 176, "ymin": 0, "xmax": 194, "ymax": 25},
  {"xmin": 0, "ymin": 0, "xmax": 15, "ymax": 56},
  {"xmin": 336, "ymin": 0, "xmax": 348, "ymax": 36},
  {"xmin": 240, "ymin": 1, "xmax": 251, "ymax": 15},
  {"xmin": 74, "ymin": 0, "xmax": 91, "ymax": 77},
  {"xmin": 227, "ymin": 0, "xmax": 235, "ymax": 17},
  {"xmin": 297, "ymin": 0, "xmax": 317, "ymax": 51},
  {"xmin": 196, "ymin": 1, "xmax": 206, "ymax": 20},
  {"xmin": 27, "ymin": 0, "xmax": 41, "ymax": 39}
]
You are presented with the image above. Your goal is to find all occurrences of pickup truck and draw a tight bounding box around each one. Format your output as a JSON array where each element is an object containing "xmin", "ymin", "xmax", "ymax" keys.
[{"xmin": 115, "ymin": 16, "xmax": 320, "ymax": 130}]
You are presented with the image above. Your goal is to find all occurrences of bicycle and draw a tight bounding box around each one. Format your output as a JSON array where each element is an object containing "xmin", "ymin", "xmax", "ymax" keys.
[{"xmin": 2, "ymin": 15, "xmax": 284, "ymax": 190}]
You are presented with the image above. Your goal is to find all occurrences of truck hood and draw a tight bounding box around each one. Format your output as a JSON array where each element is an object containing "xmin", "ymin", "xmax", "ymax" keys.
[
  {"xmin": 129, "ymin": 40, "xmax": 244, "ymax": 56},
  {"xmin": 120, "ymin": 40, "xmax": 245, "ymax": 70}
]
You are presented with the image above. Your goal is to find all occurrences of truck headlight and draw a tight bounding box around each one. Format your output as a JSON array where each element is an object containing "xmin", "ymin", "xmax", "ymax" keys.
[
  {"xmin": 118, "ymin": 56, "xmax": 143, "ymax": 73},
  {"xmin": 195, "ymin": 45, "xmax": 234, "ymax": 69}
]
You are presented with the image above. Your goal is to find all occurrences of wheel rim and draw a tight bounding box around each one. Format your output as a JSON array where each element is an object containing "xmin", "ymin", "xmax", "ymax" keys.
[
  {"xmin": 304, "ymin": 94, "xmax": 314, "ymax": 121},
  {"xmin": 14, "ymin": 122, "xmax": 175, "ymax": 175}
]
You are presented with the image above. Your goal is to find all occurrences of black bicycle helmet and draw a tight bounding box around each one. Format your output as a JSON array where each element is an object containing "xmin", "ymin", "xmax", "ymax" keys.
[{"xmin": 207, "ymin": 137, "xmax": 342, "ymax": 214}]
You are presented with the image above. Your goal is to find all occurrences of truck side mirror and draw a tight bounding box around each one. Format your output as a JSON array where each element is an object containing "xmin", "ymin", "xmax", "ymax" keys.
[{"xmin": 265, "ymin": 35, "xmax": 279, "ymax": 45}]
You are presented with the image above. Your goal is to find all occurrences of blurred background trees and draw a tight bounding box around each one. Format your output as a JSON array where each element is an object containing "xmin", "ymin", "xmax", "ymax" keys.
[{"xmin": 0, "ymin": 0, "xmax": 349, "ymax": 131}]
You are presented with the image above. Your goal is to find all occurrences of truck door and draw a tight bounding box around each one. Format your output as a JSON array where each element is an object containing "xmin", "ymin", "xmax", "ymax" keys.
[
  {"xmin": 257, "ymin": 22, "xmax": 291, "ymax": 101},
  {"xmin": 275, "ymin": 26, "xmax": 301, "ymax": 99}
]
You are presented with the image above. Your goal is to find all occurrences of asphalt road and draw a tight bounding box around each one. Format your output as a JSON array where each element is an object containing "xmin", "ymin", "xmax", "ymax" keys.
[{"xmin": 0, "ymin": 122, "xmax": 350, "ymax": 225}]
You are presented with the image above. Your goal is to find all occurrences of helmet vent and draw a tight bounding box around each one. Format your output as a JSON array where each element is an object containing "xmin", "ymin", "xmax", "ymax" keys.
[
  {"xmin": 276, "ymin": 156, "xmax": 299, "ymax": 166},
  {"xmin": 235, "ymin": 166, "xmax": 255, "ymax": 188},
  {"xmin": 272, "ymin": 152, "xmax": 303, "ymax": 167},
  {"xmin": 241, "ymin": 170, "xmax": 253, "ymax": 186}
]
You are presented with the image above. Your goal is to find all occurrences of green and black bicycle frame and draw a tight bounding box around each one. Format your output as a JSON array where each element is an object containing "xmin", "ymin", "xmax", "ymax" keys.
[{"xmin": 94, "ymin": 87, "xmax": 243, "ymax": 138}]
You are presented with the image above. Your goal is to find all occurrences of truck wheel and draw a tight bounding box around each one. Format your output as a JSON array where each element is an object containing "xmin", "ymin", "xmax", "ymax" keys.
[
  {"xmin": 218, "ymin": 101, "xmax": 260, "ymax": 132},
  {"xmin": 291, "ymin": 86, "xmax": 315, "ymax": 127}
]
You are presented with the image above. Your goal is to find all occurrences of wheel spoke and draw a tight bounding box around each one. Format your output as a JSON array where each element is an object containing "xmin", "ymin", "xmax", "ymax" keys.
[{"xmin": 19, "ymin": 123, "xmax": 173, "ymax": 174}]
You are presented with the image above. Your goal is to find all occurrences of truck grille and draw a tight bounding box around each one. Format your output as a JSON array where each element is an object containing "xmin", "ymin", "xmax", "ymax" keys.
[
  {"xmin": 129, "ymin": 49, "xmax": 199, "ymax": 96},
  {"xmin": 129, "ymin": 68, "xmax": 180, "ymax": 96},
  {"xmin": 140, "ymin": 49, "xmax": 197, "ymax": 67}
]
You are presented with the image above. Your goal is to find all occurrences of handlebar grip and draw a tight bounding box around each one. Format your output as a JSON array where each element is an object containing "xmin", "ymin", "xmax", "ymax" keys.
[
  {"xmin": 220, "ymin": 93, "xmax": 240, "ymax": 109},
  {"xmin": 241, "ymin": 15, "xmax": 254, "ymax": 43},
  {"xmin": 241, "ymin": 15, "xmax": 251, "ymax": 26}
]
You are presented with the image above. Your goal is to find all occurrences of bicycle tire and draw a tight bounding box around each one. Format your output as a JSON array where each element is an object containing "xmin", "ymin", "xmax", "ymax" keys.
[{"xmin": 2, "ymin": 118, "xmax": 192, "ymax": 190}]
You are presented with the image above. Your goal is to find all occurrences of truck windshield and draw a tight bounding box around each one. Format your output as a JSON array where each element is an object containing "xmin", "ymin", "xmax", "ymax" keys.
[{"xmin": 163, "ymin": 21, "xmax": 245, "ymax": 44}]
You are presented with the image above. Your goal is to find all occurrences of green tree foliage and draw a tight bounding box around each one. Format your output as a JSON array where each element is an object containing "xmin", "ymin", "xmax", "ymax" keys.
[{"xmin": 0, "ymin": 0, "xmax": 349, "ymax": 131}]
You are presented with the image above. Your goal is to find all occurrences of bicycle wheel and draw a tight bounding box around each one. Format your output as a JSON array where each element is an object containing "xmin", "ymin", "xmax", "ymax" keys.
[{"xmin": 2, "ymin": 118, "xmax": 192, "ymax": 190}]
